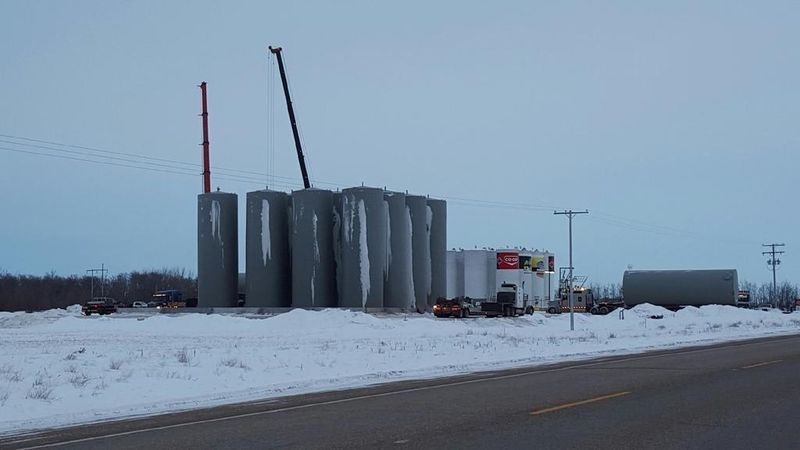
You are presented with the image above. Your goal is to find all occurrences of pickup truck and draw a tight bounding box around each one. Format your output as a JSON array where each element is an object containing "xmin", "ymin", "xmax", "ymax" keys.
[
  {"xmin": 433, "ymin": 297, "xmax": 477, "ymax": 318},
  {"xmin": 82, "ymin": 298, "xmax": 117, "ymax": 316}
]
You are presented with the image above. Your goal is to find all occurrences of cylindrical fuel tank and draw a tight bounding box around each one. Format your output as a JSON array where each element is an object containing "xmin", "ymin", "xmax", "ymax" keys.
[
  {"xmin": 461, "ymin": 249, "xmax": 492, "ymax": 300},
  {"xmin": 197, "ymin": 192, "xmax": 239, "ymax": 307},
  {"xmin": 446, "ymin": 250, "xmax": 459, "ymax": 300},
  {"xmin": 290, "ymin": 188, "xmax": 337, "ymax": 308},
  {"xmin": 384, "ymin": 192, "xmax": 414, "ymax": 309},
  {"xmin": 339, "ymin": 187, "xmax": 388, "ymax": 308},
  {"xmin": 622, "ymin": 269, "xmax": 738, "ymax": 307},
  {"xmin": 519, "ymin": 250, "xmax": 533, "ymax": 310},
  {"xmin": 427, "ymin": 198, "xmax": 447, "ymax": 307},
  {"xmin": 245, "ymin": 190, "xmax": 290, "ymax": 307},
  {"xmin": 495, "ymin": 249, "xmax": 521, "ymax": 294},
  {"xmin": 406, "ymin": 195, "xmax": 431, "ymax": 312}
]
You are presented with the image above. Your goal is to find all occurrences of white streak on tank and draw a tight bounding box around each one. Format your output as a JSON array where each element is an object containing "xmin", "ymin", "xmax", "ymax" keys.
[
  {"xmin": 210, "ymin": 199, "xmax": 224, "ymax": 268},
  {"xmin": 261, "ymin": 199, "xmax": 271, "ymax": 265},
  {"xmin": 425, "ymin": 204, "xmax": 433, "ymax": 296},
  {"xmin": 358, "ymin": 199, "xmax": 370, "ymax": 307},
  {"xmin": 405, "ymin": 205, "xmax": 415, "ymax": 309},
  {"xmin": 312, "ymin": 212, "xmax": 320, "ymax": 264},
  {"xmin": 210, "ymin": 200, "xmax": 221, "ymax": 241},
  {"xmin": 342, "ymin": 195, "xmax": 352, "ymax": 243},
  {"xmin": 384, "ymin": 199, "xmax": 391, "ymax": 279},
  {"xmin": 311, "ymin": 211, "xmax": 319, "ymax": 306}
]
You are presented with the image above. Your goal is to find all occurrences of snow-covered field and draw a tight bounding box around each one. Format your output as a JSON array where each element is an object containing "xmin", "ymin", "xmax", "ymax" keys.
[{"xmin": 1, "ymin": 304, "xmax": 798, "ymax": 434}]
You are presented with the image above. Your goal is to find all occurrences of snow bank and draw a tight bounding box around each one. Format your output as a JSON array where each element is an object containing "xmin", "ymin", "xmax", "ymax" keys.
[{"xmin": 0, "ymin": 305, "xmax": 798, "ymax": 434}]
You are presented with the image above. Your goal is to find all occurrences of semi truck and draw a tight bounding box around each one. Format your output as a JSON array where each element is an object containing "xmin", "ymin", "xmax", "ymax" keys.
[
  {"xmin": 736, "ymin": 290, "xmax": 751, "ymax": 308},
  {"xmin": 547, "ymin": 288, "xmax": 625, "ymax": 315},
  {"xmin": 480, "ymin": 283, "xmax": 534, "ymax": 317},
  {"xmin": 622, "ymin": 269, "xmax": 738, "ymax": 310}
]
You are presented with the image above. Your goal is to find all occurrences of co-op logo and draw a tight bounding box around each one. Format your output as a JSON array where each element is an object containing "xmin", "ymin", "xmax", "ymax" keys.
[{"xmin": 497, "ymin": 253, "xmax": 519, "ymax": 269}]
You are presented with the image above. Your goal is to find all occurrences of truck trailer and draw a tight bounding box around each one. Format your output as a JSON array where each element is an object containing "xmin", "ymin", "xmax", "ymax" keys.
[{"xmin": 622, "ymin": 269, "xmax": 738, "ymax": 309}]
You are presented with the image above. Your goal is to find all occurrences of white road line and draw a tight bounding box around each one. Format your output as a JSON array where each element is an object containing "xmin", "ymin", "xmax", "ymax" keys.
[{"xmin": 13, "ymin": 334, "xmax": 800, "ymax": 449}]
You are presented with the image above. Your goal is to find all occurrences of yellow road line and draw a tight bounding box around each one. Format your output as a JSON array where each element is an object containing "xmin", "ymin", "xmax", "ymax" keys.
[
  {"xmin": 740, "ymin": 360, "xmax": 783, "ymax": 369},
  {"xmin": 530, "ymin": 391, "xmax": 631, "ymax": 416}
]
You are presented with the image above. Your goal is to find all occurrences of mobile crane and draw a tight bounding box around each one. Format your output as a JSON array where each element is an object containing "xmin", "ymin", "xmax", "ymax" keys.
[{"xmin": 269, "ymin": 46, "xmax": 312, "ymax": 189}]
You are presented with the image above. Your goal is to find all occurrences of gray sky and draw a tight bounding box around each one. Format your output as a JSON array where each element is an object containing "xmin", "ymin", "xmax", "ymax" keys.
[{"xmin": 1, "ymin": 0, "xmax": 797, "ymax": 285}]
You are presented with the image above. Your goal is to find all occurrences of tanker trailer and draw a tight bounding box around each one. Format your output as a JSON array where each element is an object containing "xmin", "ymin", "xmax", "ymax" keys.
[{"xmin": 622, "ymin": 269, "xmax": 738, "ymax": 309}]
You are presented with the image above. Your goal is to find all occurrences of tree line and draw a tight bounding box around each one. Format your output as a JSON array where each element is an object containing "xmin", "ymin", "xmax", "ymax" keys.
[{"xmin": 0, "ymin": 268, "xmax": 197, "ymax": 312}]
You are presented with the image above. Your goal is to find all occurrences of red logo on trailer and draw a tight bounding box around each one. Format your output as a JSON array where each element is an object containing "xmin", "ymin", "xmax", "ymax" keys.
[{"xmin": 496, "ymin": 252, "xmax": 520, "ymax": 270}]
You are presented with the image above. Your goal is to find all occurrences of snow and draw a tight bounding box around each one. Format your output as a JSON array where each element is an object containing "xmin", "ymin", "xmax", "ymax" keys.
[
  {"xmin": 1, "ymin": 305, "xmax": 798, "ymax": 434},
  {"xmin": 260, "ymin": 199, "xmax": 271, "ymax": 264},
  {"xmin": 357, "ymin": 199, "xmax": 370, "ymax": 307}
]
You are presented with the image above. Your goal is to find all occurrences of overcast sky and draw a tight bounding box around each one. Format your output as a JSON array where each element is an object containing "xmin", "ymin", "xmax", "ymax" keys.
[{"xmin": 1, "ymin": 0, "xmax": 797, "ymax": 285}]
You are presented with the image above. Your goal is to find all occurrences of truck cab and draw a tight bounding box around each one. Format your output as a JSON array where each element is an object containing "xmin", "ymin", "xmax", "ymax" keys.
[
  {"xmin": 736, "ymin": 290, "xmax": 751, "ymax": 308},
  {"xmin": 559, "ymin": 287, "xmax": 592, "ymax": 312},
  {"xmin": 482, "ymin": 283, "xmax": 530, "ymax": 317},
  {"xmin": 554, "ymin": 286, "xmax": 624, "ymax": 315}
]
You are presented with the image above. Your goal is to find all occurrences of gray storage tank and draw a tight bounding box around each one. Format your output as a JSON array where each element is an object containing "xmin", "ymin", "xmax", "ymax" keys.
[
  {"xmin": 245, "ymin": 190, "xmax": 291, "ymax": 307},
  {"xmin": 291, "ymin": 188, "xmax": 337, "ymax": 308},
  {"xmin": 427, "ymin": 198, "xmax": 447, "ymax": 306},
  {"xmin": 197, "ymin": 191, "xmax": 239, "ymax": 307},
  {"xmin": 384, "ymin": 192, "xmax": 414, "ymax": 309},
  {"xmin": 622, "ymin": 269, "xmax": 738, "ymax": 307},
  {"xmin": 339, "ymin": 187, "xmax": 388, "ymax": 309},
  {"xmin": 407, "ymin": 195, "xmax": 431, "ymax": 312}
]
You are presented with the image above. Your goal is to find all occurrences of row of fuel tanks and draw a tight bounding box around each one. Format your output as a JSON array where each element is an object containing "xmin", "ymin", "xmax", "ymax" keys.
[{"xmin": 197, "ymin": 187, "xmax": 447, "ymax": 311}]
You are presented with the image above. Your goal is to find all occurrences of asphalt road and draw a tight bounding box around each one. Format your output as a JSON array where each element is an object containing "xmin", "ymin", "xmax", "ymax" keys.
[{"xmin": 5, "ymin": 334, "xmax": 800, "ymax": 449}]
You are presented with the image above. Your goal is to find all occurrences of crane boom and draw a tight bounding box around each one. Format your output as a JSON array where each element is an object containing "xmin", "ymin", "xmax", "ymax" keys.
[{"xmin": 269, "ymin": 46, "xmax": 311, "ymax": 189}]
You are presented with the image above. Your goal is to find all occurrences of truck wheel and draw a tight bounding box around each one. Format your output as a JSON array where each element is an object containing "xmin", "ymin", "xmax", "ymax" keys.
[
  {"xmin": 463, "ymin": 308, "xmax": 469, "ymax": 318},
  {"xmin": 589, "ymin": 307, "xmax": 598, "ymax": 315},
  {"xmin": 525, "ymin": 306, "xmax": 533, "ymax": 315},
  {"xmin": 599, "ymin": 306, "xmax": 609, "ymax": 315}
]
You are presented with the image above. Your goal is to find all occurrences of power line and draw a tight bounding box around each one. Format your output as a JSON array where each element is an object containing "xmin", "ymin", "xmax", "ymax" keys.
[
  {"xmin": 0, "ymin": 146, "xmax": 201, "ymax": 177},
  {"xmin": 0, "ymin": 133, "xmax": 345, "ymax": 186},
  {"xmin": 0, "ymin": 132, "xmax": 760, "ymax": 247}
]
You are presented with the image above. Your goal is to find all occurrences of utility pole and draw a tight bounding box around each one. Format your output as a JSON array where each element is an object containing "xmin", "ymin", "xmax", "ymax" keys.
[
  {"xmin": 762, "ymin": 243, "xmax": 785, "ymax": 306},
  {"xmin": 554, "ymin": 210, "xmax": 589, "ymax": 331},
  {"xmin": 86, "ymin": 264, "xmax": 108, "ymax": 300}
]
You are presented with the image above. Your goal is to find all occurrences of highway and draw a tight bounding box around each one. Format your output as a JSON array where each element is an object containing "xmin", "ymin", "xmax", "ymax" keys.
[{"xmin": 4, "ymin": 334, "xmax": 800, "ymax": 449}]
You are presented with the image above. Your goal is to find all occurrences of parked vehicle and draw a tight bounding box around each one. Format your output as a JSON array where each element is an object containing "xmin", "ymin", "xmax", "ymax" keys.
[
  {"xmin": 547, "ymin": 287, "xmax": 623, "ymax": 315},
  {"xmin": 132, "ymin": 301, "xmax": 148, "ymax": 308},
  {"xmin": 549, "ymin": 272, "xmax": 623, "ymax": 315},
  {"xmin": 433, "ymin": 297, "xmax": 476, "ymax": 318},
  {"xmin": 151, "ymin": 290, "xmax": 185, "ymax": 308},
  {"xmin": 82, "ymin": 298, "xmax": 117, "ymax": 316}
]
